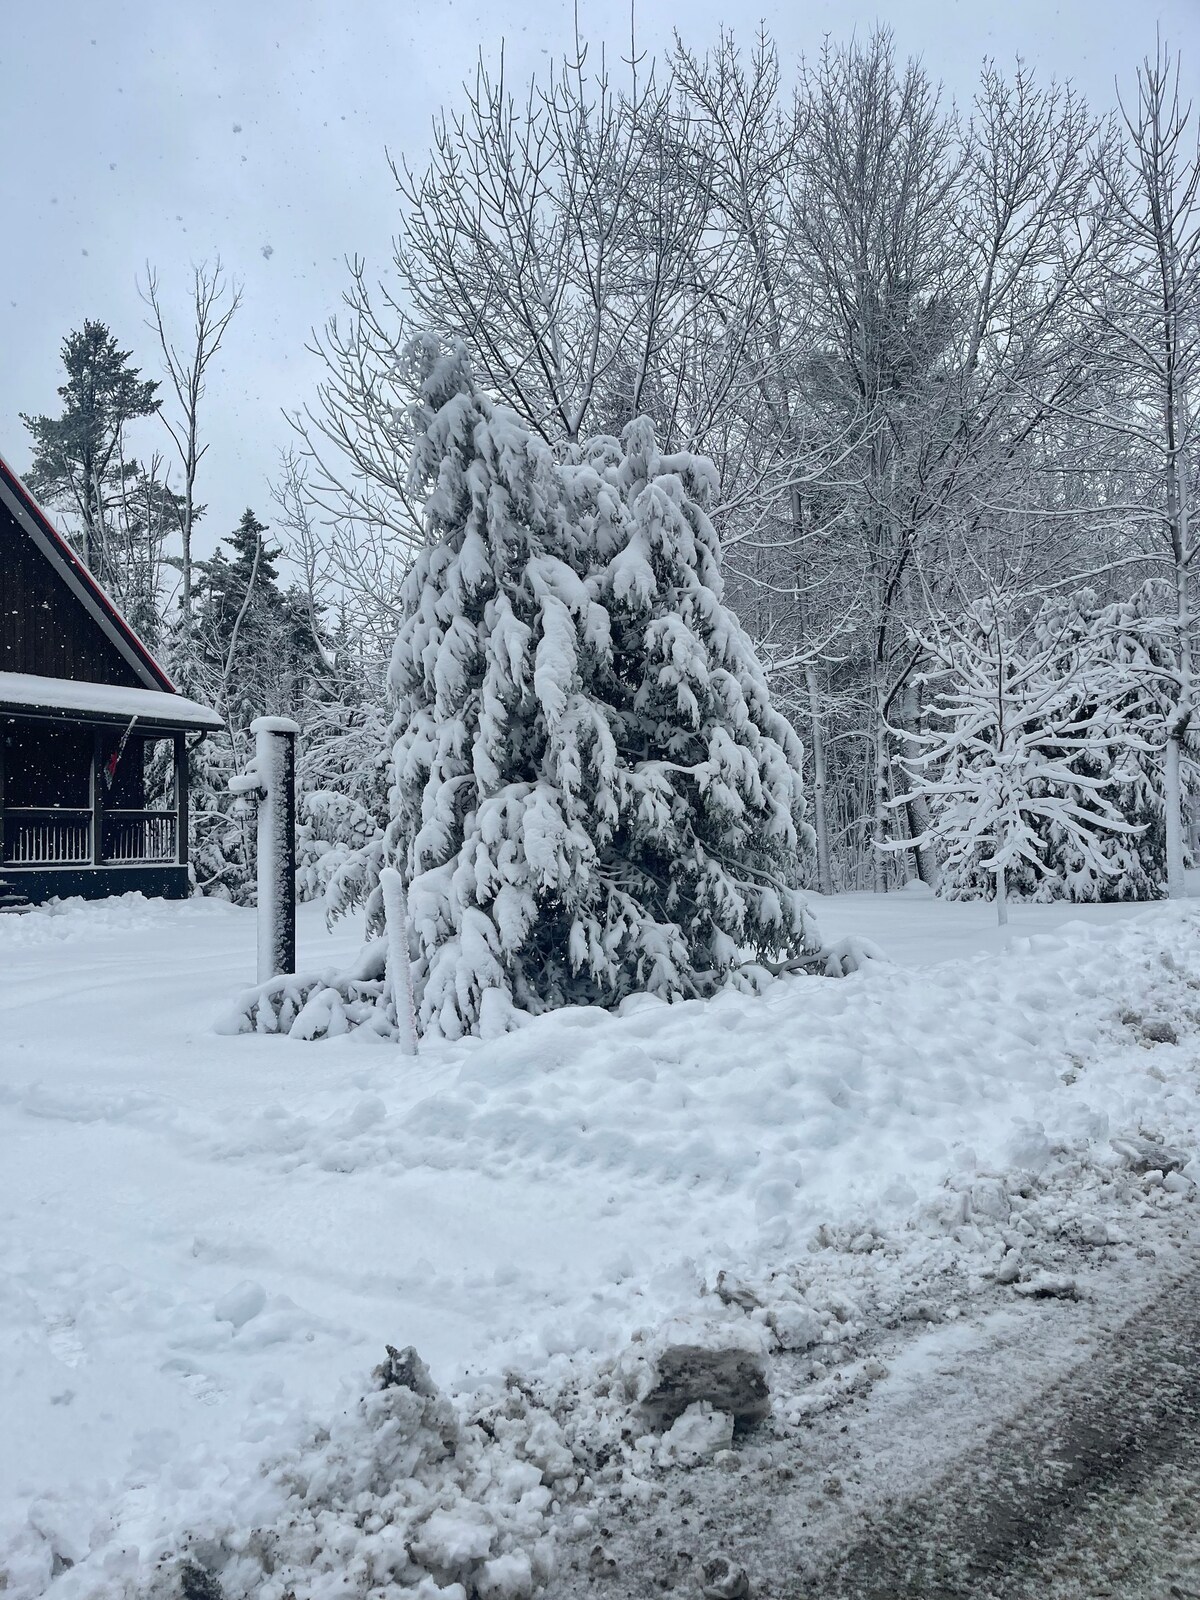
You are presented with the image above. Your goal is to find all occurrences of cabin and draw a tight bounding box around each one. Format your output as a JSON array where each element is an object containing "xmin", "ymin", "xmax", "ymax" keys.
[{"xmin": 0, "ymin": 453, "xmax": 222, "ymax": 906}]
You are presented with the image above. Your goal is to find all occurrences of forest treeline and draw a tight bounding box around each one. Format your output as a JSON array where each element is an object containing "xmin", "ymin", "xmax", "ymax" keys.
[{"xmin": 16, "ymin": 28, "xmax": 1200, "ymax": 910}]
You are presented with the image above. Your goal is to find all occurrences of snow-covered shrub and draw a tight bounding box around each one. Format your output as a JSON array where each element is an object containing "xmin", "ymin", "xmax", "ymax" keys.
[
  {"xmin": 296, "ymin": 789, "xmax": 383, "ymax": 903},
  {"xmin": 891, "ymin": 599, "xmax": 1144, "ymax": 922},
  {"xmin": 189, "ymin": 726, "xmax": 256, "ymax": 903},
  {"xmin": 218, "ymin": 940, "xmax": 389, "ymax": 1040},
  {"xmin": 1028, "ymin": 583, "xmax": 1200, "ymax": 901},
  {"xmin": 313, "ymin": 336, "xmax": 818, "ymax": 1038},
  {"xmin": 901, "ymin": 586, "xmax": 1200, "ymax": 910}
]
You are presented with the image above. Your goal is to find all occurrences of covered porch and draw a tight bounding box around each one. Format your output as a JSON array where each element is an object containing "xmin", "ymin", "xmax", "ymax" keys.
[{"xmin": 0, "ymin": 672, "xmax": 223, "ymax": 902}]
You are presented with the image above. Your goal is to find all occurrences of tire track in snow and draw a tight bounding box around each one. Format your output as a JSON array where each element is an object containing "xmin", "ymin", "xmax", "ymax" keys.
[{"xmin": 806, "ymin": 1252, "xmax": 1200, "ymax": 1598}]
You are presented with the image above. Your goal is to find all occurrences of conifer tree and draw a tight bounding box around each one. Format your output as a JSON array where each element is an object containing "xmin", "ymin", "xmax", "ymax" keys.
[
  {"xmin": 194, "ymin": 509, "xmax": 325, "ymax": 721},
  {"xmin": 21, "ymin": 320, "xmax": 160, "ymax": 584},
  {"xmin": 336, "ymin": 338, "xmax": 818, "ymax": 1038}
]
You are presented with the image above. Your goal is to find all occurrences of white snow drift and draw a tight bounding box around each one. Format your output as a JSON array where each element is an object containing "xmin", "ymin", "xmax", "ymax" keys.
[{"xmin": 1, "ymin": 891, "xmax": 1198, "ymax": 1596}]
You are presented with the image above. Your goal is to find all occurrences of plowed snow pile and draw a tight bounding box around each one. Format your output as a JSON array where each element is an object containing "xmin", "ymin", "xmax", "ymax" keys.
[{"xmin": 1, "ymin": 894, "xmax": 1198, "ymax": 1596}]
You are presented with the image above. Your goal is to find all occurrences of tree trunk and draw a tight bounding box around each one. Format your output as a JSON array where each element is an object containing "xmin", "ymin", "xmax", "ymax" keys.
[
  {"xmin": 871, "ymin": 696, "xmax": 888, "ymax": 893},
  {"xmin": 181, "ymin": 503, "xmax": 193, "ymax": 630},
  {"xmin": 804, "ymin": 660, "xmax": 833, "ymax": 894},
  {"xmin": 381, "ymin": 867, "xmax": 419, "ymax": 1055},
  {"xmin": 1165, "ymin": 731, "xmax": 1186, "ymax": 898},
  {"xmin": 897, "ymin": 681, "xmax": 941, "ymax": 890},
  {"xmin": 790, "ymin": 487, "xmax": 833, "ymax": 895},
  {"xmin": 995, "ymin": 865, "xmax": 1009, "ymax": 927},
  {"xmin": 1166, "ymin": 440, "xmax": 1191, "ymax": 899}
]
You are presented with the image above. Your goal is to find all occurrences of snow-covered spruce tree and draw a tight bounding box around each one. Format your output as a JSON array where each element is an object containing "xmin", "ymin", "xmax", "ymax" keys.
[
  {"xmin": 309, "ymin": 338, "xmax": 819, "ymax": 1039},
  {"xmin": 890, "ymin": 601, "xmax": 1144, "ymax": 924},
  {"xmin": 297, "ymin": 788, "xmax": 384, "ymax": 903}
]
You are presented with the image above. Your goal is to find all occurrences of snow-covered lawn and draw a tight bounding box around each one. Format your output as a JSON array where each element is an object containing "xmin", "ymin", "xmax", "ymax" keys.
[{"xmin": 2, "ymin": 889, "xmax": 1198, "ymax": 1596}]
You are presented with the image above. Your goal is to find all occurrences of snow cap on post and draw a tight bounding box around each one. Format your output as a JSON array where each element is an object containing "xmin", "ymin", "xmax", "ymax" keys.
[{"xmin": 250, "ymin": 715, "xmax": 301, "ymax": 737}]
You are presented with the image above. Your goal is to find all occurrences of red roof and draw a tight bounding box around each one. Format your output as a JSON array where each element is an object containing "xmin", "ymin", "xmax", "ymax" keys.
[{"xmin": 0, "ymin": 451, "xmax": 177, "ymax": 694}]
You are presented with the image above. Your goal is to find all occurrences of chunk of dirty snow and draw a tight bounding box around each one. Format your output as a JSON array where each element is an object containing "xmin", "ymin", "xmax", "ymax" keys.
[
  {"xmin": 625, "ymin": 1319, "xmax": 771, "ymax": 1429},
  {"xmin": 701, "ymin": 1553, "xmax": 752, "ymax": 1598},
  {"xmin": 1138, "ymin": 1017, "xmax": 1178, "ymax": 1045},
  {"xmin": 993, "ymin": 1254, "xmax": 1021, "ymax": 1285},
  {"xmin": 715, "ymin": 1270, "xmax": 763, "ymax": 1311},
  {"xmin": 658, "ymin": 1402, "xmax": 735, "ymax": 1465},
  {"xmin": 767, "ymin": 1303, "xmax": 825, "ymax": 1351},
  {"xmin": 476, "ymin": 1546, "xmax": 535, "ymax": 1598},
  {"xmin": 971, "ymin": 1178, "xmax": 1010, "ymax": 1221},
  {"xmin": 1013, "ymin": 1272, "xmax": 1078, "ymax": 1300},
  {"xmin": 643, "ymin": 1344, "xmax": 764, "ymax": 1433},
  {"xmin": 1078, "ymin": 1216, "xmax": 1112, "ymax": 1246},
  {"xmin": 1111, "ymin": 1135, "xmax": 1189, "ymax": 1174},
  {"xmin": 214, "ymin": 1279, "xmax": 266, "ymax": 1328}
]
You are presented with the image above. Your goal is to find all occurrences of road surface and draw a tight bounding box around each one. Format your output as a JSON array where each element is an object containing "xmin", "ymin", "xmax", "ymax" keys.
[{"xmin": 556, "ymin": 1240, "xmax": 1200, "ymax": 1600}]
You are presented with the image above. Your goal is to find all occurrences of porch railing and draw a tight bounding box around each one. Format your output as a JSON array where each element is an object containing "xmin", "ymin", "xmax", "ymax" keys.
[
  {"xmin": 1, "ymin": 808, "xmax": 177, "ymax": 867},
  {"xmin": 102, "ymin": 810, "xmax": 177, "ymax": 864},
  {"xmin": 3, "ymin": 808, "xmax": 91, "ymax": 865}
]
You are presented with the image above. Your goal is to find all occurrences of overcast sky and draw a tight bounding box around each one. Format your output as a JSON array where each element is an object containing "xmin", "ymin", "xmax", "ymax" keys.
[{"xmin": 3, "ymin": 0, "xmax": 1197, "ymax": 558}]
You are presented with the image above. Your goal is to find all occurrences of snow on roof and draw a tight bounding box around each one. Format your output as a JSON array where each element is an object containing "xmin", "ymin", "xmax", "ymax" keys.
[{"xmin": 0, "ymin": 671, "xmax": 224, "ymax": 730}]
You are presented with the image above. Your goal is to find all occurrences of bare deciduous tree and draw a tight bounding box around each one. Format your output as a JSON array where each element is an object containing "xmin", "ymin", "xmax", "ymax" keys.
[
  {"xmin": 142, "ymin": 259, "xmax": 242, "ymax": 632},
  {"xmin": 1080, "ymin": 40, "xmax": 1200, "ymax": 895}
]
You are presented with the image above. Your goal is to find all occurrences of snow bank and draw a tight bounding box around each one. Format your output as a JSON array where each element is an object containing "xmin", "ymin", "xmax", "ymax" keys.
[
  {"xmin": 2, "ymin": 897, "xmax": 1200, "ymax": 1596},
  {"xmin": 210, "ymin": 911, "xmax": 1193, "ymax": 1247},
  {"xmin": 0, "ymin": 891, "xmax": 240, "ymax": 948},
  {"xmin": 4, "ymin": 1347, "xmax": 571, "ymax": 1600}
]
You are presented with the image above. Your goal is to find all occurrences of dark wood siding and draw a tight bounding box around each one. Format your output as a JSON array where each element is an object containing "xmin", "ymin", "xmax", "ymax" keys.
[
  {"xmin": 2, "ymin": 719, "xmax": 92, "ymax": 806},
  {"xmin": 0, "ymin": 720, "xmax": 150, "ymax": 808},
  {"xmin": 0, "ymin": 500, "xmax": 142, "ymax": 685}
]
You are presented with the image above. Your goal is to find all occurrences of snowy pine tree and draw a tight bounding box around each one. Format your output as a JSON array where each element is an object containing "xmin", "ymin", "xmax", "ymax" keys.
[{"xmin": 332, "ymin": 337, "xmax": 818, "ymax": 1038}]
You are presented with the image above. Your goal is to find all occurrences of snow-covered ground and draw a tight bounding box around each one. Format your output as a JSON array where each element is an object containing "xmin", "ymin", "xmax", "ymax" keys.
[{"xmin": 2, "ymin": 889, "xmax": 1198, "ymax": 1597}]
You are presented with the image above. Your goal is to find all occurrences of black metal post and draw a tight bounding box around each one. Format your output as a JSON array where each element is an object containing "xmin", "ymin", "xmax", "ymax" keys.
[{"xmin": 90, "ymin": 727, "xmax": 105, "ymax": 866}]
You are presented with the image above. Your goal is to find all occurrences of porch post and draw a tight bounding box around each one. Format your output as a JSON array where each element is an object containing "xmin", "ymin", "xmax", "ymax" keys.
[
  {"xmin": 174, "ymin": 733, "xmax": 189, "ymax": 867},
  {"xmin": 90, "ymin": 727, "xmax": 105, "ymax": 866}
]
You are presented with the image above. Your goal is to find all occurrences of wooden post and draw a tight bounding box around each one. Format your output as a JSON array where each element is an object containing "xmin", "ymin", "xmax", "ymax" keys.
[
  {"xmin": 174, "ymin": 732, "xmax": 189, "ymax": 867},
  {"xmin": 90, "ymin": 727, "xmax": 105, "ymax": 866}
]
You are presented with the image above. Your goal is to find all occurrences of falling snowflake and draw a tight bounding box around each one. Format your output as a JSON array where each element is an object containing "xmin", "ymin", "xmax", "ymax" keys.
[{"xmin": 261, "ymin": 244, "xmax": 274, "ymax": 260}]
